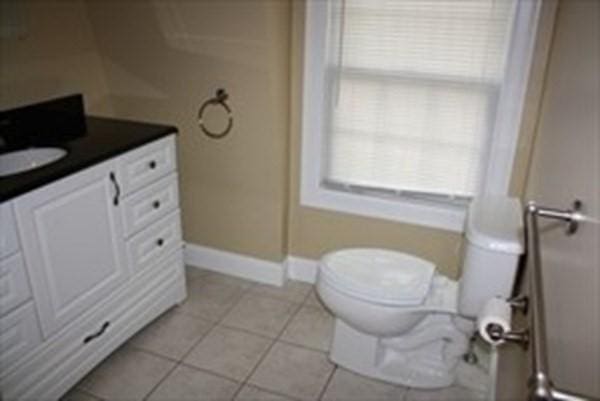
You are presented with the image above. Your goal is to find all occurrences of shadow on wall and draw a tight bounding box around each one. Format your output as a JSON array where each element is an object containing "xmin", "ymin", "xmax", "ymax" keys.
[
  {"xmin": 0, "ymin": 0, "xmax": 113, "ymax": 114},
  {"xmin": 84, "ymin": 0, "xmax": 291, "ymax": 262}
]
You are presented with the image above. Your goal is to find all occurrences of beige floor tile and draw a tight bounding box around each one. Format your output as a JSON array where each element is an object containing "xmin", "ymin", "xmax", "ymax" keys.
[
  {"xmin": 184, "ymin": 325, "xmax": 272, "ymax": 381},
  {"xmin": 185, "ymin": 265, "xmax": 211, "ymax": 282},
  {"xmin": 234, "ymin": 384, "xmax": 296, "ymax": 401},
  {"xmin": 280, "ymin": 305, "xmax": 334, "ymax": 351},
  {"xmin": 251, "ymin": 281, "xmax": 312, "ymax": 303},
  {"xmin": 60, "ymin": 389, "xmax": 101, "ymax": 401},
  {"xmin": 78, "ymin": 346, "xmax": 175, "ymax": 401},
  {"xmin": 248, "ymin": 342, "xmax": 334, "ymax": 401},
  {"xmin": 222, "ymin": 294, "xmax": 298, "ymax": 338},
  {"xmin": 147, "ymin": 364, "xmax": 239, "ymax": 401},
  {"xmin": 321, "ymin": 368, "xmax": 407, "ymax": 401},
  {"xmin": 177, "ymin": 279, "xmax": 245, "ymax": 321},
  {"xmin": 129, "ymin": 308, "xmax": 213, "ymax": 360},
  {"xmin": 405, "ymin": 386, "xmax": 486, "ymax": 401},
  {"xmin": 203, "ymin": 271, "xmax": 256, "ymax": 289},
  {"xmin": 304, "ymin": 290, "xmax": 330, "ymax": 312}
]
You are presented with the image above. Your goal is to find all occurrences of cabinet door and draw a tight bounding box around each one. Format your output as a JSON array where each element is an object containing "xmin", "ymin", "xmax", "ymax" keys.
[{"xmin": 14, "ymin": 159, "xmax": 129, "ymax": 338}]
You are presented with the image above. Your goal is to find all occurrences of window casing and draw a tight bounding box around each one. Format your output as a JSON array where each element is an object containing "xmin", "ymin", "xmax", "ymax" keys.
[{"xmin": 300, "ymin": 0, "xmax": 542, "ymax": 231}]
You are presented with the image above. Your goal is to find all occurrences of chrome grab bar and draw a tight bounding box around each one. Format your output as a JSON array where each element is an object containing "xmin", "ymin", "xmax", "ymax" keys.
[{"xmin": 523, "ymin": 201, "xmax": 598, "ymax": 401}]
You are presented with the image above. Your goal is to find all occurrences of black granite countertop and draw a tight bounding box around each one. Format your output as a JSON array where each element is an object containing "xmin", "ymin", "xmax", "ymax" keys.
[{"xmin": 0, "ymin": 96, "xmax": 177, "ymax": 202}]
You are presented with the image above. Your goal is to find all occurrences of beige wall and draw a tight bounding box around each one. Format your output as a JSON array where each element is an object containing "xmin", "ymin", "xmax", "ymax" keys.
[
  {"xmin": 84, "ymin": 0, "xmax": 291, "ymax": 262},
  {"xmin": 508, "ymin": 0, "xmax": 559, "ymax": 197},
  {"xmin": 522, "ymin": 0, "xmax": 599, "ymax": 395},
  {"xmin": 497, "ymin": 0, "xmax": 599, "ymax": 397},
  {"xmin": 0, "ymin": 0, "xmax": 113, "ymax": 115}
]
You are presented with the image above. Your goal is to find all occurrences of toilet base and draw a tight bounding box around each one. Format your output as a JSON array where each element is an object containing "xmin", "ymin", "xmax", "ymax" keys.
[{"xmin": 329, "ymin": 316, "xmax": 470, "ymax": 389}]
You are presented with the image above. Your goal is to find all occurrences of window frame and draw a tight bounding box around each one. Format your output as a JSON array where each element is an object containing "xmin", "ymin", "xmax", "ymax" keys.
[{"xmin": 300, "ymin": 0, "xmax": 542, "ymax": 232}]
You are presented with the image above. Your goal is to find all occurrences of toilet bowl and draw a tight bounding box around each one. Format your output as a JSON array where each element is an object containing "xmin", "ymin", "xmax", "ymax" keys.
[
  {"xmin": 317, "ymin": 249, "xmax": 472, "ymax": 388},
  {"xmin": 316, "ymin": 197, "xmax": 524, "ymax": 389}
]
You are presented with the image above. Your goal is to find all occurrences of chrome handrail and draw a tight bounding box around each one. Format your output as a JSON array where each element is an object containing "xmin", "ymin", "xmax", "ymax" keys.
[{"xmin": 523, "ymin": 201, "xmax": 598, "ymax": 401}]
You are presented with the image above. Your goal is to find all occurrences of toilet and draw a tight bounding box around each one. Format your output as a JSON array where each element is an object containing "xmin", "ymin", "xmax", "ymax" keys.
[{"xmin": 316, "ymin": 196, "xmax": 523, "ymax": 389}]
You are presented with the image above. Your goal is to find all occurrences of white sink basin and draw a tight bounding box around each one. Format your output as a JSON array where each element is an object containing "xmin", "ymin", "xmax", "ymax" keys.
[{"xmin": 0, "ymin": 147, "xmax": 68, "ymax": 177}]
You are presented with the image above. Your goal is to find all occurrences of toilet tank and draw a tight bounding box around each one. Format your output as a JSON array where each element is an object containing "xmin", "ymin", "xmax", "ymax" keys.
[{"xmin": 458, "ymin": 196, "xmax": 524, "ymax": 318}]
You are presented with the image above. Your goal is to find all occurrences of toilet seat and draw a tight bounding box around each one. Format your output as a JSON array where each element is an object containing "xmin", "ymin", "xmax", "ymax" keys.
[{"xmin": 320, "ymin": 248, "xmax": 435, "ymax": 307}]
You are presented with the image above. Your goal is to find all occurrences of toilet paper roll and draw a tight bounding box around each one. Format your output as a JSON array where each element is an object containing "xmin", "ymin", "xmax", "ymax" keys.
[{"xmin": 477, "ymin": 297, "xmax": 512, "ymax": 345}]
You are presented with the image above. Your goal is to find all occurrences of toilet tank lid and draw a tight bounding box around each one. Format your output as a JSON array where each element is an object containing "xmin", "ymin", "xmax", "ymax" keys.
[
  {"xmin": 466, "ymin": 196, "xmax": 524, "ymax": 254},
  {"xmin": 320, "ymin": 248, "xmax": 435, "ymax": 306}
]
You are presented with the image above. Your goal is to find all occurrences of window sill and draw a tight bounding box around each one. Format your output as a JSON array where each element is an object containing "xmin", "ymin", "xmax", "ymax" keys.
[{"xmin": 300, "ymin": 184, "xmax": 467, "ymax": 232}]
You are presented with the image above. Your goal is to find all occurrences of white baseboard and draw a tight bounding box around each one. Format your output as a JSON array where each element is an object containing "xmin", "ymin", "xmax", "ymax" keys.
[
  {"xmin": 285, "ymin": 256, "xmax": 319, "ymax": 284},
  {"xmin": 184, "ymin": 243, "xmax": 287, "ymax": 286}
]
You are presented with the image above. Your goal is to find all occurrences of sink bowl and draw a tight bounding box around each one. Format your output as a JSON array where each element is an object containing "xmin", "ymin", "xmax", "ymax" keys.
[{"xmin": 0, "ymin": 147, "xmax": 68, "ymax": 177}]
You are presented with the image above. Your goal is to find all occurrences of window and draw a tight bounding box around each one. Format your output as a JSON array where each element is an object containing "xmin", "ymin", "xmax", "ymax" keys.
[{"xmin": 301, "ymin": 0, "xmax": 541, "ymax": 231}]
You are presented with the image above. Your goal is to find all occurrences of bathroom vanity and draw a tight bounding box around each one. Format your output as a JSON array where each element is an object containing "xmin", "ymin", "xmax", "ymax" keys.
[{"xmin": 0, "ymin": 96, "xmax": 186, "ymax": 400}]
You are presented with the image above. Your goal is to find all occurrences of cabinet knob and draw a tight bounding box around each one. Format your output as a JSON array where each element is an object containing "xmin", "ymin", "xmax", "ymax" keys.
[
  {"xmin": 156, "ymin": 238, "xmax": 164, "ymax": 247},
  {"xmin": 149, "ymin": 160, "xmax": 157, "ymax": 169},
  {"xmin": 153, "ymin": 200, "xmax": 160, "ymax": 209}
]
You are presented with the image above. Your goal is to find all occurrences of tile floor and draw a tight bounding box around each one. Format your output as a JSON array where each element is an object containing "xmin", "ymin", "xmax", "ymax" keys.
[{"xmin": 63, "ymin": 267, "xmax": 487, "ymax": 401}]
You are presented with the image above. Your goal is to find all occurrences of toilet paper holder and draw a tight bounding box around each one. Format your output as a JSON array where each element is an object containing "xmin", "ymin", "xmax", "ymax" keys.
[
  {"xmin": 484, "ymin": 294, "xmax": 529, "ymax": 348},
  {"xmin": 486, "ymin": 323, "xmax": 529, "ymax": 348},
  {"xmin": 508, "ymin": 294, "xmax": 528, "ymax": 314}
]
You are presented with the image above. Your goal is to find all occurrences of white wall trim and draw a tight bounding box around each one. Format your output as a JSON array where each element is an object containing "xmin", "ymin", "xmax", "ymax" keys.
[
  {"xmin": 184, "ymin": 243, "xmax": 287, "ymax": 286},
  {"xmin": 285, "ymin": 256, "xmax": 319, "ymax": 284}
]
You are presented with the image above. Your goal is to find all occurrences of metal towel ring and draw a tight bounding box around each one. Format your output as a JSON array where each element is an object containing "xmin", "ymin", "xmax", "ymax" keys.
[{"xmin": 198, "ymin": 88, "xmax": 233, "ymax": 139}]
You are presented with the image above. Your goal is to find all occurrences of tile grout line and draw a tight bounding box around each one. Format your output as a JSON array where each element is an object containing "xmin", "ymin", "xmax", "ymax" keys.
[
  {"xmin": 225, "ymin": 338, "xmax": 277, "ymax": 399},
  {"xmin": 277, "ymin": 337, "xmax": 329, "ymax": 354},
  {"xmin": 141, "ymin": 275, "xmax": 256, "ymax": 401},
  {"xmin": 317, "ymin": 365, "xmax": 338, "ymax": 401},
  {"xmin": 178, "ymin": 361, "xmax": 248, "ymax": 385},
  {"xmin": 140, "ymin": 356, "xmax": 181, "ymax": 401},
  {"xmin": 239, "ymin": 384, "xmax": 305, "ymax": 401},
  {"xmin": 229, "ymin": 289, "xmax": 308, "ymax": 401},
  {"xmin": 72, "ymin": 387, "xmax": 106, "ymax": 401},
  {"xmin": 214, "ymin": 320, "xmax": 331, "ymax": 355},
  {"xmin": 245, "ymin": 290, "xmax": 312, "ymax": 306},
  {"xmin": 140, "ymin": 313, "xmax": 222, "ymax": 401},
  {"xmin": 229, "ymin": 276, "xmax": 337, "ymax": 401},
  {"xmin": 218, "ymin": 322, "xmax": 287, "ymax": 342}
]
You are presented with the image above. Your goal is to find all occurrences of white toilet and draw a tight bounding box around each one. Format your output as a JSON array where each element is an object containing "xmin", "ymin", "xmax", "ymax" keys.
[{"xmin": 316, "ymin": 197, "xmax": 523, "ymax": 389}]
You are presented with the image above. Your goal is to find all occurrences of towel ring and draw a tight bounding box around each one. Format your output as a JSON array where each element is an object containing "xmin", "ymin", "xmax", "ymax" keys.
[{"xmin": 198, "ymin": 88, "xmax": 233, "ymax": 139}]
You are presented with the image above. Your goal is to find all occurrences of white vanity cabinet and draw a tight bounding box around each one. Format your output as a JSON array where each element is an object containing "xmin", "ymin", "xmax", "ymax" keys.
[{"xmin": 0, "ymin": 134, "xmax": 186, "ymax": 401}]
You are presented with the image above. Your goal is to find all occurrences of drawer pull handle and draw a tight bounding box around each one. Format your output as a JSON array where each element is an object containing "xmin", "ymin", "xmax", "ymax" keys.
[
  {"xmin": 109, "ymin": 173, "xmax": 120, "ymax": 206},
  {"xmin": 149, "ymin": 160, "xmax": 157, "ymax": 169},
  {"xmin": 156, "ymin": 238, "xmax": 164, "ymax": 247},
  {"xmin": 153, "ymin": 200, "xmax": 161, "ymax": 209},
  {"xmin": 83, "ymin": 321, "xmax": 110, "ymax": 344}
]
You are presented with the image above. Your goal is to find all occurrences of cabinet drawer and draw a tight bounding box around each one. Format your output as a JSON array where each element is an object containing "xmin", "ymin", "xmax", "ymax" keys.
[
  {"xmin": 121, "ymin": 173, "xmax": 179, "ymax": 237},
  {"xmin": 0, "ymin": 302, "xmax": 42, "ymax": 374},
  {"xmin": 0, "ymin": 254, "xmax": 32, "ymax": 315},
  {"xmin": 127, "ymin": 211, "xmax": 182, "ymax": 274},
  {"xmin": 0, "ymin": 202, "xmax": 19, "ymax": 259},
  {"xmin": 118, "ymin": 135, "xmax": 176, "ymax": 195}
]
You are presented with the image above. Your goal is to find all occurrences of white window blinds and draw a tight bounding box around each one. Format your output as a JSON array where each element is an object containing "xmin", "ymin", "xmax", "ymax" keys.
[{"xmin": 323, "ymin": 0, "xmax": 517, "ymax": 199}]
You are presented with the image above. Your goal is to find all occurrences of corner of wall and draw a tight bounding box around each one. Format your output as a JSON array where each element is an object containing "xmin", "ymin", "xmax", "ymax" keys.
[{"xmin": 509, "ymin": 0, "xmax": 560, "ymax": 199}]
